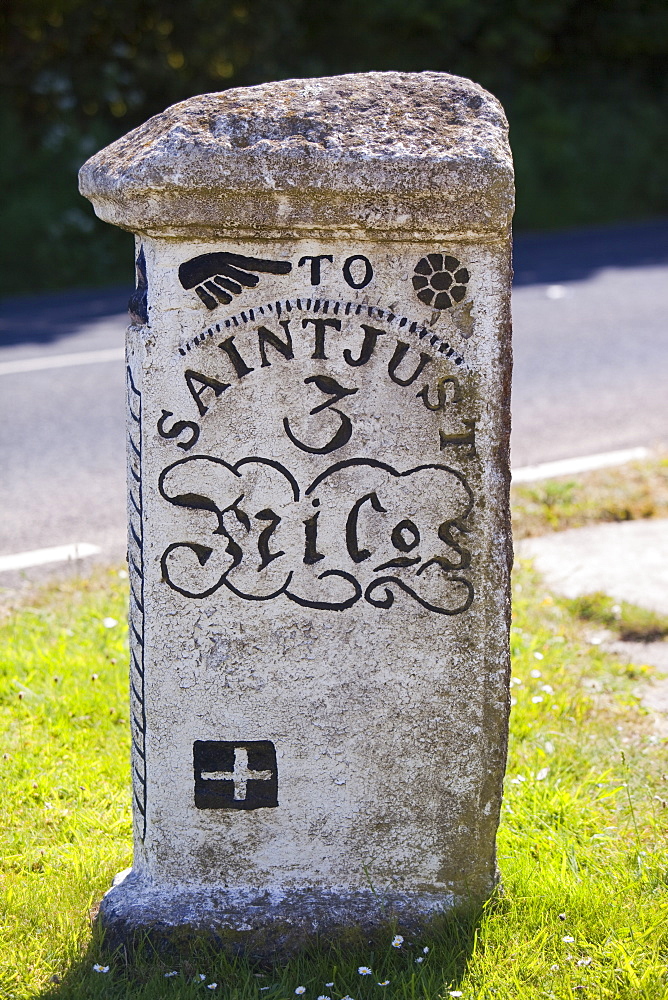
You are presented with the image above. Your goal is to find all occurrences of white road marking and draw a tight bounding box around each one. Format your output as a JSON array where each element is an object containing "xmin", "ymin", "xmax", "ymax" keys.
[
  {"xmin": 0, "ymin": 543, "xmax": 101, "ymax": 573},
  {"xmin": 0, "ymin": 347, "xmax": 124, "ymax": 376},
  {"xmin": 512, "ymin": 446, "xmax": 650, "ymax": 484}
]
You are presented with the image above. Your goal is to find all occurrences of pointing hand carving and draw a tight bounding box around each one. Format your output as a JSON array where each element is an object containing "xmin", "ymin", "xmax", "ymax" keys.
[{"xmin": 178, "ymin": 252, "xmax": 292, "ymax": 309}]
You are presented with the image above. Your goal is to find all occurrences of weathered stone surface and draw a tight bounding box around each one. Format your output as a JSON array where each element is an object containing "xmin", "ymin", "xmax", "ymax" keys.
[
  {"xmin": 79, "ymin": 71, "xmax": 513, "ymax": 953},
  {"xmin": 79, "ymin": 71, "xmax": 513, "ymax": 238},
  {"xmin": 101, "ymin": 868, "xmax": 461, "ymax": 957}
]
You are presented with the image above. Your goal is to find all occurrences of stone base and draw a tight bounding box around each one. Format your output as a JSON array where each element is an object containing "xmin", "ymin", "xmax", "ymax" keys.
[{"xmin": 99, "ymin": 868, "xmax": 471, "ymax": 957}]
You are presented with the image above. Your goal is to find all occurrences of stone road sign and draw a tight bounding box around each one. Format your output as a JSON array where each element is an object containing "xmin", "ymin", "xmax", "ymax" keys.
[{"xmin": 79, "ymin": 71, "xmax": 514, "ymax": 950}]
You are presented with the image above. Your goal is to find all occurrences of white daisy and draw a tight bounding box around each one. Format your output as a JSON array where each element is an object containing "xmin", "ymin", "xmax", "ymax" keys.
[
  {"xmin": 358, "ymin": 967, "xmax": 372, "ymax": 975},
  {"xmin": 391, "ymin": 935, "xmax": 404, "ymax": 948},
  {"xmin": 562, "ymin": 935, "xmax": 575, "ymax": 943},
  {"xmin": 295, "ymin": 988, "xmax": 306, "ymax": 995},
  {"xmin": 164, "ymin": 970, "xmax": 178, "ymax": 977},
  {"xmin": 92, "ymin": 964, "xmax": 109, "ymax": 973}
]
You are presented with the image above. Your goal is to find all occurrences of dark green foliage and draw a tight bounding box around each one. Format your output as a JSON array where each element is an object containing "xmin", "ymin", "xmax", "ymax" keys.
[{"xmin": 1, "ymin": 0, "xmax": 667, "ymax": 295}]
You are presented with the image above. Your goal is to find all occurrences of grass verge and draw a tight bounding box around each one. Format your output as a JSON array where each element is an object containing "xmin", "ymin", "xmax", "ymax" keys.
[
  {"xmin": 563, "ymin": 592, "xmax": 668, "ymax": 644},
  {"xmin": 512, "ymin": 454, "xmax": 668, "ymax": 540},
  {"xmin": 1, "ymin": 564, "xmax": 668, "ymax": 998}
]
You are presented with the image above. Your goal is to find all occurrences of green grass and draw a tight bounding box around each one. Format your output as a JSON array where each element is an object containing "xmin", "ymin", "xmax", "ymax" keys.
[
  {"xmin": 563, "ymin": 592, "xmax": 668, "ymax": 644},
  {"xmin": 512, "ymin": 455, "xmax": 668, "ymax": 540},
  {"xmin": 1, "ymin": 563, "xmax": 668, "ymax": 998}
]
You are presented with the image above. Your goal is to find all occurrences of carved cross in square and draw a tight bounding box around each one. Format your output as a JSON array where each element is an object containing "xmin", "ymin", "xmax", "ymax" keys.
[
  {"xmin": 193, "ymin": 740, "xmax": 278, "ymax": 810},
  {"xmin": 202, "ymin": 747, "xmax": 272, "ymax": 801}
]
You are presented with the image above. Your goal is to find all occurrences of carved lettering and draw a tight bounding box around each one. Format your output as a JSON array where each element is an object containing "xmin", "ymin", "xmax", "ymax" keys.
[
  {"xmin": 159, "ymin": 457, "xmax": 475, "ymax": 616},
  {"xmin": 283, "ymin": 375, "xmax": 359, "ymax": 455},
  {"xmin": 303, "ymin": 317, "xmax": 341, "ymax": 360},
  {"xmin": 344, "ymin": 324, "xmax": 386, "ymax": 367},
  {"xmin": 439, "ymin": 419, "xmax": 477, "ymax": 458},
  {"xmin": 255, "ymin": 508, "xmax": 285, "ymax": 570},
  {"xmin": 303, "ymin": 511, "xmax": 325, "ymax": 565},
  {"xmin": 298, "ymin": 255, "xmax": 333, "ymax": 285},
  {"xmin": 417, "ymin": 375, "xmax": 462, "ymax": 410},
  {"xmin": 342, "ymin": 255, "xmax": 373, "ymax": 289},
  {"xmin": 388, "ymin": 341, "xmax": 432, "ymax": 387},
  {"xmin": 184, "ymin": 369, "xmax": 230, "ymax": 417},
  {"xmin": 345, "ymin": 492, "xmax": 386, "ymax": 563},
  {"xmin": 157, "ymin": 409, "xmax": 200, "ymax": 451},
  {"xmin": 218, "ymin": 335, "xmax": 255, "ymax": 378},
  {"xmin": 257, "ymin": 321, "xmax": 294, "ymax": 367}
]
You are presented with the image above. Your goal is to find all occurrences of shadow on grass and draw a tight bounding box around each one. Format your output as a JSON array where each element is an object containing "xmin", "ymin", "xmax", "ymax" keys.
[{"xmin": 37, "ymin": 905, "xmax": 485, "ymax": 1000}]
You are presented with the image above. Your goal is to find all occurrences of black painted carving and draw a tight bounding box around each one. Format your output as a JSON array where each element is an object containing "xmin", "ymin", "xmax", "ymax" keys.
[
  {"xmin": 194, "ymin": 740, "xmax": 278, "ymax": 809},
  {"xmin": 179, "ymin": 252, "xmax": 292, "ymax": 309},
  {"xmin": 303, "ymin": 317, "xmax": 341, "ymax": 360},
  {"xmin": 127, "ymin": 367, "xmax": 147, "ymax": 839},
  {"xmin": 365, "ymin": 574, "xmax": 474, "ymax": 616},
  {"xmin": 344, "ymin": 324, "xmax": 386, "ymax": 367},
  {"xmin": 303, "ymin": 512, "xmax": 325, "ymax": 564},
  {"xmin": 255, "ymin": 508, "xmax": 284, "ymax": 570},
  {"xmin": 218, "ymin": 335, "xmax": 255, "ymax": 377},
  {"xmin": 283, "ymin": 375, "xmax": 359, "ymax": 455},
  {"xmin": 346, "ymin": 492, "xmax": 386, "ymax": 563},
  {"xmin": 439, "ymin": 418, "xmax": 477, "ymax": 457},
  {"xmin": 417, "ymin": 375, "xmax": 462, "ymax": 410},
  {"xmin": 159, "ymin": 453, "xmax": 474, "ymax": 615},
  {"xmin": 342, "ymin": 254, "xmax": 373, "ymax": 289},
  {"xmin": 434, "ymin": 517, "xmax": 472, "ymax": 570},
  {"xmin": 285, "ymin": 569, "xmax": 362, "ymax": 611},
  {"xmin": 176, "ymin": 299, "xmax": 467, "ymax": 367},
  {"xmin": 388, "ymin": 341, "xmax": 432, "ymax": 386},
  {"xmin": 412, "ymin": 254, "xmax": 470, "ymax": 310},
  {"xmin": 298, "ymin": 254, "xmax": 333, "ymax": 285},
  {"xmin": 157, "ymin": 409, "xmax": 200, "ymax": 451},
  {"xmin": 185, "ymin": 369, "xmax": 231, "ymax": 417},
  {"xmin": 128, "ymin": 246, "xmax": 148, "ymax": 325},
  {"xmin": 258, "ymin": 322, "xmax": 293, "ymax": 367}
]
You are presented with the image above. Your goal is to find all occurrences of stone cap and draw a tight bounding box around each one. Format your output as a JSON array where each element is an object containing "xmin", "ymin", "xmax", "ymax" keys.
[{"xmin": 79, "ymin": 71, "xmax": 514, "ymax": 240}]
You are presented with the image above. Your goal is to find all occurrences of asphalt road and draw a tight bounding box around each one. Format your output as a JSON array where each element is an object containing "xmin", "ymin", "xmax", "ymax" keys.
[{"xmin": 0, "ymin": 221, "xmax": 666, "ymax": 585}]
